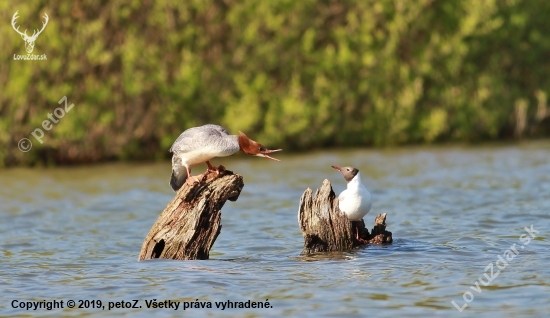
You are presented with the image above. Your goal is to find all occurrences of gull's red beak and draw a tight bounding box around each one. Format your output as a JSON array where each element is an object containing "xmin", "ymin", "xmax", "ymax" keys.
[{"xmin": 331, "ymin": 165, "xmax": 342, "ymax": 171}]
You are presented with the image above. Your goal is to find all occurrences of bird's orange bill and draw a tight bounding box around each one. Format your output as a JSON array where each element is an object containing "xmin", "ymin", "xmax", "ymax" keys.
[
  {"xmin": 256, "ymin": 149, "xmax": 282, "ymax": 161},
  {"xmin": 331, "ymin": 165, "xmax": 342, "ymax": 171}
]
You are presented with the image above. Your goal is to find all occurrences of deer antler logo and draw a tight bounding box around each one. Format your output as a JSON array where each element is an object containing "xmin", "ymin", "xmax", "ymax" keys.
[{"xmin": 11, "ymin": 11, "xmax": 49, "ymax": 54}]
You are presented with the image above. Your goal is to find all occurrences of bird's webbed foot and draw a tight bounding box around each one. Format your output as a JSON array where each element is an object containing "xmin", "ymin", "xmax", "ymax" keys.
[
  {"xmin": 354, "ymin": 222, "xmax": 368, "ymax": 245},
  {"xmin": 206, "ymin": 161, "xmax": 226, "ymax": 176},
  {"xmin": 186, "ymin": 175, "xmax": 202, "ymax": 186}
]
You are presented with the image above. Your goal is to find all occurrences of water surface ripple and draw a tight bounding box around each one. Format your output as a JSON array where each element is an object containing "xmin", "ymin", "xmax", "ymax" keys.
[{"xmin": 1, "ymin": 143, "xmax": 549, "ymax": 317}]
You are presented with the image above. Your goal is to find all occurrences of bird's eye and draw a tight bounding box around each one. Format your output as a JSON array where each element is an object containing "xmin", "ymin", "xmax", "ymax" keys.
[
  {"xmin": 259, "ymin": 147, "xmax": 266, "ymax": 152},
  {"xmin": 346, "ymin": 168, "xmax": 350, "ymax": 171}
]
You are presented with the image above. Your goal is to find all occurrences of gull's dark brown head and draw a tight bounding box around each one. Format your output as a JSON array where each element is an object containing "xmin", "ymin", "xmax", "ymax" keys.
[
  {"xmin": 331, "ymin": 165, "xmax": 359, "ymax": 182},
  {"xmin": 238, "ymin": 131, "xmax": 282, "ymax": 161}
]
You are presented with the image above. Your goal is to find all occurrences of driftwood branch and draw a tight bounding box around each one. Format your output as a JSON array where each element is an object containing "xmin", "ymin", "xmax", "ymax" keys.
[
  {"xmin": 298, "ymin": 179, "xmax": 392, "ymax": 253},
  {"xmin": 138, "ymin": 170, "xmax": 244, "ymax": 261}
]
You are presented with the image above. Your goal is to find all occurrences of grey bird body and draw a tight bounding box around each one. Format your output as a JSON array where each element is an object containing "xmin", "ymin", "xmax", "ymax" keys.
[{"xmin": 169, "ymin": 125, "xmax": 240, "ymax": 191}]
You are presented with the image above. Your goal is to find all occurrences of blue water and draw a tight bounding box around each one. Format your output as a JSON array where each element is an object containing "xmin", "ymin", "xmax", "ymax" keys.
[{"xmin": 1, "ymin": 143, "xmax": 549, "ymax": 317}]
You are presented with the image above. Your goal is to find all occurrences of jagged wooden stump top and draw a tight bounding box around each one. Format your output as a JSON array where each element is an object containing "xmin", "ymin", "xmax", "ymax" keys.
[
  {"xmin": 298, "ymin": 179, "xmax": 392, "ymax": 253},
  {"xmin": 138, "ymin": 170, "xmax": 244, "ymax": 261}
]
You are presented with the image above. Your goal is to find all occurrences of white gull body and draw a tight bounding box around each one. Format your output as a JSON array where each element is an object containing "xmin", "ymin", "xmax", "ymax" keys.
[{"xmin": 333, "ymin": 167, "xmax": 372, "ymax": 221}]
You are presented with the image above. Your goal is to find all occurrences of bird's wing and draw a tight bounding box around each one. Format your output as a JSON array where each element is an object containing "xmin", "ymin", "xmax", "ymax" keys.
[
  {"xmin": 338, "ymin": 190, "xmax": 347, "ymax": 203},
  {"xmin": 201, "ymin": 124, "xmax": 230, "ymax": 135},
  {"xmin": 170, "ymin": 125, "xmax": 230, "ymax": 153}
]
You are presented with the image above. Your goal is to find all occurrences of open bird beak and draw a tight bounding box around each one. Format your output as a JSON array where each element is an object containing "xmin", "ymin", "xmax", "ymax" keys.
[
  {"xmin": 238, "ymin": 131, "xmax": 283, "ymax": 161},
  {"xmin": 256, "ymin": 149, "xmax": 282, "ymax": 161},
  {"xmin": 331, "ymin": 165, "xmax": 342, "ymax": 171}
]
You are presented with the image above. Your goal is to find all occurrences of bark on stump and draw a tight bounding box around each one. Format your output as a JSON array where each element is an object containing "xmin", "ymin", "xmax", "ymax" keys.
[
  {"xmin": 138, "ymin": 170, "xmax": 244, "ymax": 261},
  {"xmin": 298, "ymin": 179, "xmax": 392, "ymax": 253}
]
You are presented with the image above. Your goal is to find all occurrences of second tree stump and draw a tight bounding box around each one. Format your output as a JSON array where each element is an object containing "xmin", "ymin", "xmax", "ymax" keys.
[{"xmin": 298, "ymin": 179, "xmax": 392, "ymax": 253}]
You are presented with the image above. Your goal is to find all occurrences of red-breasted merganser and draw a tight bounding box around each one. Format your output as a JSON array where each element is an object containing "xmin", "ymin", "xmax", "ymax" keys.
[
  {"xmin": 169, "ymin": 124, "xmax": 282, "ymax": 191},
  {"xmin": 332, "ymin": 165, "xmax": 372, "ymax": 244}
]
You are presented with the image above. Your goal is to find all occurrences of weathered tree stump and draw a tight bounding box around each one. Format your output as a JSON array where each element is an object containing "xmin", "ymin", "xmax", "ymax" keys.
[
  {"xmin": 298, "ymin": 179, "xmax": 392, "ymax": 253},
  {"xmin": 138, "ymin": 170, "xmax": 244, "ymax": 261}
]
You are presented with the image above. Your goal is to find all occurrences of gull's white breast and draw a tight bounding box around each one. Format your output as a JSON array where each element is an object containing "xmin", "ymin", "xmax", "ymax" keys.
[{"xmin": 337, "ymin": 173, "xmax": 372, "ymax": 221}]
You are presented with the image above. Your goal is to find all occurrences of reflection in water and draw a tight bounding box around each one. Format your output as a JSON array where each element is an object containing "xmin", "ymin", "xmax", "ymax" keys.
[
  {"xmin": 294, "ymin": 252, "xmax": 356, "ymax": 262},
  {"xmin": 1, "ymin": 142, "xmax": 550, "ymax": 317}
]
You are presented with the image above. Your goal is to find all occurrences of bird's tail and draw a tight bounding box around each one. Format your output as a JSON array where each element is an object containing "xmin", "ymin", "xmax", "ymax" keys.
[{"xmin": 170, "ymin": 156, "xmax": 188, "ymax": 191}]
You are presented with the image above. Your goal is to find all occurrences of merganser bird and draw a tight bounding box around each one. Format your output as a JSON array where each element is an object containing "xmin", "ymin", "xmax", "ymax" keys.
[
  {"xmin": 169, "ymin": 124, "xmax": 282, "ymax": 191},
  {"xmin": 332, "ymin": 165, "xmax": 372, "ymax": 244}
]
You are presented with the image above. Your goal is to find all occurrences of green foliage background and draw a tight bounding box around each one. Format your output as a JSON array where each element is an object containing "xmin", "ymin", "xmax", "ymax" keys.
[{"xmin": 1, "ymin": 0, "xmax": 549, "ymax": 166}]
